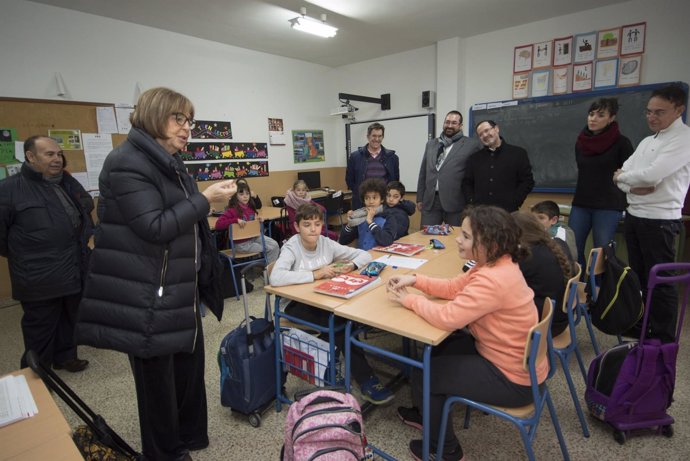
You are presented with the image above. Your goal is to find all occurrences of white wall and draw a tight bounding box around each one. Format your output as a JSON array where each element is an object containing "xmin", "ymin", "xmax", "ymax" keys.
[
  {"xmin": 463, "ymin": 0, "xmax": 690, "ymax": 106},
  {"xmin": 2, "ymin": 0, "xmax": 688, "ymax": 173},
  {"xmin": 0, "ymin": 0, "xmax": 336, "ymax": 172}
]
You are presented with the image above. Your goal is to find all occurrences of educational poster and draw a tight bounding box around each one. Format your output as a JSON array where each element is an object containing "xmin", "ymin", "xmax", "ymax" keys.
[
  {"xmin": 0, "ymin": 128, "xmax": 17, "ymax": 163},
  {"xmin": 574, "ymin": 32, "xmax": 596, "ymax": 63},
  {"xmin": 181, "ymin": 142, "xmax": 267, "ymax": 161},
  {"xmin": 48, "ymin": 129, "xmax": 82, "ymax": 150},
  {"xmin": 621, "ymin": 22, "xmax": 646, "ymax": 55},
  {"xmin": 512, "ymin": 73, "xmax": 530, "ymax": 99},
  {"xmin": 185, "ymin": 161, "xmax": 268, "ymax": 181},
  {"xmin": 513, "ymin": 44, "xmax": 533, "ymax": 73},
  {"xmin": 552, "ymin": 66, "xmax": 571, "ymax": 95},
  {"xmin": 572, "ymin": 62, "xmax": 593, "ymax": 92},
  {"xmin": 594, "ymin": 58, "xmax": 619, "ymax": 89},
  {"xmin": 292, "ymin": 130, "xmax": 325, "ymax": 163},
  {"xmin": 532, "ymin": 40, "xmax": 552, "ymax": 69},
  {"xmin": 191, "ymin": 120, "xmax": 232, "ymax": 139},
  {"xmin": 268, "ymin": 118, "xmax": 286, "ymax": 145},
  {"xmin": 531, "ymin": 70, "xmax": 550, "ymax": 97},
  {"xmin": 553, "ymin": 36, "xmax": 573, "ymax": 66},
  {"xmin": 618, "ymin": 55, "xmax": 642, "ymax": 86},
  {"xmin": 597, "ymin": 28, "xmax": 620, "ymax": 59}
]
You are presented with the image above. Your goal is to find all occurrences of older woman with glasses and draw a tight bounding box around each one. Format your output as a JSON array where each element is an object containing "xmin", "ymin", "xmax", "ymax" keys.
[{"xmin": 78, "ymin": 87, "xmax": 236, "ymax": 461}]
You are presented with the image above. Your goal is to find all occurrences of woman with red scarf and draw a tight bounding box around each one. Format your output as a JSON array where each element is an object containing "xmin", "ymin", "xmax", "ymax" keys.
[{"xmin": 570, "ymin": 98, "xmax": 634, "ymax": 268}]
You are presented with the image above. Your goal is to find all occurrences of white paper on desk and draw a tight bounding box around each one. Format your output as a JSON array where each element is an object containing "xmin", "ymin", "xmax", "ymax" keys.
[
  {"xmin": 0, "ymin": 374, "xmax": 37, "ymax": 428},
  {"xmin": 375, "ymin": 255, "xmax": 428, "ymax": 269},
  {"xmin": 96, "ymin": 106, "xmax": 118, "ymax": 134}
]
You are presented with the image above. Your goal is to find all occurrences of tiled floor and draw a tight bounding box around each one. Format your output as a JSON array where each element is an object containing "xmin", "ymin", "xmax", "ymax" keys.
[{"xmin": 1, "ymin": 287, "xmax": 688, "ymax": 460}]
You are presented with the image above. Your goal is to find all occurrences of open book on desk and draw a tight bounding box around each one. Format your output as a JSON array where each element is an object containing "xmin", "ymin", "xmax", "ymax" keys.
[{"xmin": 313, "ymin": 273, "xmax": 382, "ymax": 299}]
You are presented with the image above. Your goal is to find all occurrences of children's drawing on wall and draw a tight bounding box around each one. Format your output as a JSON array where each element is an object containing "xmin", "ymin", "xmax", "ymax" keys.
[
  {"xmin": 268, "ymin": 117, "xmax": 286, "ymax": 145},
  {"xmin": 553, "ymin": 36, "xmax": 573, "ymax": 66},
  {"xmin": 181, "ymin": 142, "xmax": 267, "ymax": 161},
  {"xmin": 513, "ymin": 44, "xmax": 533, "ymax": 73},
  {"xmin": 191, "ymin": 120, "xmax": 232, "ymax": 139},
  {"xmin": 620, "ymin": 22, "xmax": 646, "ymax": 55},
  {"xmin": 185, "ymin": 161, "xmax": 269, "ymax": 181},
  {"xmin": 597, "ymin": 28, "xmax": 620, "ymax": 59},
  {"xmin": 292, "ymin": 130, "xmax": 325, "ymax": 163},
  {"xmin": 572, "ymin": 62, "xmax": 593, "ymax": 92},
  {"xmin": 532, "ymin": 40, "xmax": 552, "ymax": 68},
  {"xmin": 574, "ymin": 32, "xmax": 596, "ymax": 63}
]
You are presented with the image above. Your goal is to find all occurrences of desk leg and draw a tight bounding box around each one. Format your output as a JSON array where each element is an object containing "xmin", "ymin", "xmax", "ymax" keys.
[
  {"xmin": 422, "ymin": 345, "xmax": 432, "ymax": 461},
  {"xmin": 345, "ymin": 321, "xmax": 352, "ymax": 392},
  {"xmin": 274, "ymin": 296, "xmax": 284, "ymax": 412}
]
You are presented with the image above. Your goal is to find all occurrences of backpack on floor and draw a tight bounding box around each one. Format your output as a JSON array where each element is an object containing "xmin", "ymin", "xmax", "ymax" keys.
[
  {"xmin": 588, "ymin": 241, "xmax": 644, "ymax": 335},
  {"xmin": 585, "ymin": 339, "xmax": 678, "ymax": 426},
  {"xmin": 281, "ymin": 388, "xmax": 370, "ymax": 461}
]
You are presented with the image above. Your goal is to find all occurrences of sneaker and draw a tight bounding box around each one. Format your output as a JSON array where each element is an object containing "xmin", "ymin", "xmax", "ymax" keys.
[
  {"xmin": 53, "ymin": 358, "xmax": 89, "ymax": 372},
  {"xmin": 359, "ymin": 376, "xmax": 394, "ymax": 405},
  {"xmin": 409, "ymin": 439, "xmax": 464, "ymax": 461},
  {"xmin": 397, "ymin": 406, "xmax": 423, "ymax": 431}
]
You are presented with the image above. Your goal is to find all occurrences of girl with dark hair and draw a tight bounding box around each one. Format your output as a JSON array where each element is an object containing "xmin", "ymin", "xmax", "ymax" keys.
[
  {"xmin": 387, "ymin": 205, "xmax": 542, "ymax": 461},
  {"xmin": 513, "ymin": 211, "xmax": 574, "ymax": 336},
  {"xmin": 570, "ymin": 97, "xmax": 634, "ymax": 268}
]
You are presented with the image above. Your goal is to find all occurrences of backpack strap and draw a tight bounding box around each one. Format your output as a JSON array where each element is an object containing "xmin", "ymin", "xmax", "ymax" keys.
[{"xmin": 616, "ymin": 343, "xmax": 661, "ymax": 408}]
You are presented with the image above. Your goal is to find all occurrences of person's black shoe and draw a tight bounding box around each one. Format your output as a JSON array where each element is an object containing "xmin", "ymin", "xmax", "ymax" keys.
[
  {"xmin": 53, "ymin": 358, "xmax": 89, "ymax": 372},
  {"xmin": 397, "ymin": 406, "xmax": 423, "ymax": 431},
  {"xmin": 409, "ymin": 439, "xmax": 464, "ymax": 461}
]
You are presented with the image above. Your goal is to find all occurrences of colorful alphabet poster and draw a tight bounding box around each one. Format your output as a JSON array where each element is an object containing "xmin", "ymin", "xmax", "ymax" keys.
[
  {"xmin": 191, "ymin": 120, "xmax": 232, "ymax": 139},
  {"xmin": 185, "ymin": 161, "xmax": 268, "ymax": 181}
]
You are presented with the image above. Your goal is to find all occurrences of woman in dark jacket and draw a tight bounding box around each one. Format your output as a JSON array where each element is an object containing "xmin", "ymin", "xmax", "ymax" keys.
[
  {"xmin": 78, "ymin": 87, "xmax": 236, "ymax": 461},
  {"xmin": 570, "ymin": 98, "xmax": 634, "ymax": 268}
]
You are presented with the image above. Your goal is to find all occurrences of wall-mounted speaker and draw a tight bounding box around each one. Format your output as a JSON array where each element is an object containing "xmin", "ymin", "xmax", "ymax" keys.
[{"xmin": 422, "ymin": 90, "xmax": 435, "ymax": 109}]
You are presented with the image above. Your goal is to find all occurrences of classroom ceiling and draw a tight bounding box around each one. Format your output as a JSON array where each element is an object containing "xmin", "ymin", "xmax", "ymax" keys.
[{"xmin": 30, "ymin": 0, "xmax": 629, "ymax": 67}]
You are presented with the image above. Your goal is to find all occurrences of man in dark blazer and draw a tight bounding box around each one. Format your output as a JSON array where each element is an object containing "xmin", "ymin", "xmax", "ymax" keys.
[{"xmin": 416, "ymin": 111, "xmax": 482, "ymax": 226}]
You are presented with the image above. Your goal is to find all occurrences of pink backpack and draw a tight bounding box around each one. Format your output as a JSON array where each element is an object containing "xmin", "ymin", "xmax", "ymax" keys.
[{"xmin": 282, "ymin": 389, "xmax": 369, "ymax": 460}]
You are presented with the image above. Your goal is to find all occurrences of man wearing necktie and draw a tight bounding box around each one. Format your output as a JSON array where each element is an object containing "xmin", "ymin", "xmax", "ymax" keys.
[{"xmin": 416, "ymin": 111, "xmax": 482, "ymax": 226}]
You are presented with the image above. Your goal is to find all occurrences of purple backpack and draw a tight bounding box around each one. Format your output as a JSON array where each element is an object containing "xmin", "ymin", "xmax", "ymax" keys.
[
  {"xmin": 585, "ymin": 339, "xmax": 678, "ymax": 425},
  {"xmin": 282, "ymin": 389, "xmax": 369, "ymax": 461}
]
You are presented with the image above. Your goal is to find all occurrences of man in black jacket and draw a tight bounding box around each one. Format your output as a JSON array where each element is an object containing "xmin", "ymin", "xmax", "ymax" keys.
[{"xmin": 0, "ymin": 135, "xmax": 93, "ymax": 371}]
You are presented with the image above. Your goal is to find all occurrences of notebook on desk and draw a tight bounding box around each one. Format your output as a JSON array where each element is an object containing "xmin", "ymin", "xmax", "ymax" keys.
[
  {"xmin": 313, "ymin": 273, "xmax": 382, "ymax": 299},
  {"xmin": 372, "ymin": 242, "xmax": 426, "ymax": 256}
]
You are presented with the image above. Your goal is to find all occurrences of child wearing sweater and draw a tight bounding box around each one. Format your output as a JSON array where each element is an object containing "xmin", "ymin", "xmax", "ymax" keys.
[
  {"xmin": 387, "ymin": 205, "xmax": 543, "ymax": 461},
  {"xmin": 283, "ymin": 179, "xmax": 337, "ymax": 240},
  {"xmin": 215, "ymin": 181, "xmax": 280, "ymax": 262}
]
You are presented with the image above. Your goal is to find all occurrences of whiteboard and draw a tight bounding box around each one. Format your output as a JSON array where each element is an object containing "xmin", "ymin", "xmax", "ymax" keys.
[{"xmin": 346, "ymin": 114, "xmax": 434, "ymax": 193}]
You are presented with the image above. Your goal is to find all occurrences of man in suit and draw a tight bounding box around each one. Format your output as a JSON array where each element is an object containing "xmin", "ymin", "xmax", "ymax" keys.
[{"xmin": 416, "ymin": 111, "xmax": 482, "ymax": 226}]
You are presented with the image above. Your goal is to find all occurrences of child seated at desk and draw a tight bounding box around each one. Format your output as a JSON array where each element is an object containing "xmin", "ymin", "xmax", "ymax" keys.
[
  {"xmin": 384, "ymin": 180, "xmax": 416, "ymax": 237},
  {"xmin": 269, "ymin": 203, "xmax": 394, "ymax": 405},
  {"xmin": 387, "ymin": 205, "xmax": 544, "ymax": 461},
  {"xmin": 531, "ymin": 200, "xmax": 577, "ymax": 260},
  {"xmin": 215, "ymin": 181, "xmax": 280, "ymax": 262},
  {"xmin": 236, "ymin": 177, "xmax": 262, "ymax": 209},
  {"xmin": 284, "ymin": 179, "xmax": 337, "ymax": 241},
  {"xmin": 339, "ymin": 178, "xmax": 405, "ymax": 250},
  {"xmin": 513, "ymin": 211, "xmax": 574, "ymax": 336}
]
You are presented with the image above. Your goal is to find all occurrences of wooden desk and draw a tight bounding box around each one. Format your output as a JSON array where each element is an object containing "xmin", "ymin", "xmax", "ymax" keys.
[
  {"xmin": 265, "ymin": 281, "xmax": 347, "ymax": 312},
  {"xmin": 0, "ymin": 369, "xmax": 82, "ymax": 461},
  {"xmin": 257, "ymin": 206, "xmax": 283, "ymax": 221}
]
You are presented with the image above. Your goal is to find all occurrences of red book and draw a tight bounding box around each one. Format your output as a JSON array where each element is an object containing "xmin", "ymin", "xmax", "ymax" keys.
[
  {"xmin": 372, "ymin": 242, "xmax": 426, "ymax": 256},
  {"xmin": 313, "ymin": 273, "xmax": 382, "ymax": 299}
]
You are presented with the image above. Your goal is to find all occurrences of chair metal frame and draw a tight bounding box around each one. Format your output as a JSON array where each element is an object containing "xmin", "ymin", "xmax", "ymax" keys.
[
  {"xmin": 218, "ymin": 220, "xmax": 268, "ymax": 300},
  {"xmin": 553, "ymin": 263, "xmax": 591, "ymax": 437},
  {"xmin": 436, "ymin": 299, "xmax": 570, "ymax": 461},
  {"xmin": 576, "ymin": 247, "xmax": 604, "ymax": 355}
]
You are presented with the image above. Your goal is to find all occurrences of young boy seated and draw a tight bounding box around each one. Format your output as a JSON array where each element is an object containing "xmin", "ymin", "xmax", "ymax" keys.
[
  {"xmin": 384, "ymin": 180, "xmax": 415, "ymax": 237},
  {"xmin": 531, "ymin": 200, "xmax": 577, "ymax": 260},
  {"xmin": 269, "ymin": 203, "xmax": 394, "ymax": 405},
  {"xmin": 339, "ymin": 178, "xmax": 404, "ymax": 250}
]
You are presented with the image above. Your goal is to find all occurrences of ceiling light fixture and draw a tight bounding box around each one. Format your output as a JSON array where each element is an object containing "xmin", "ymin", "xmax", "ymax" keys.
[{"xmin": 289, "ymin": 7, "xmax": 337, "ymax": 38}]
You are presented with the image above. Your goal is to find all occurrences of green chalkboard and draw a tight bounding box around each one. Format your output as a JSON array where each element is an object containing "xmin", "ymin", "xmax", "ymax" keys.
[{"xmin": 469, "ymin": 82, "xmax": 688, "ymax": 191}]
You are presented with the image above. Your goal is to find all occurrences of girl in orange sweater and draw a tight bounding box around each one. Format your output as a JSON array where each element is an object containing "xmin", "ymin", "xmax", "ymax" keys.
[{"xmin": 387, "ymin": 205, "xmax": 542, "ymax": 461}]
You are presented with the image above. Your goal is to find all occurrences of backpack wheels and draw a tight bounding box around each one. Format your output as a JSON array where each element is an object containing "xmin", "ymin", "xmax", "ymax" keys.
[
  {"xmin": 661, "ymin": 424, "xmax": 674, "ymax": 438},
  {"xmin": 248, "ymin": 412, "xmax": 262, "ymax": 428},
  {"xmin": 613, "ymin": 429, "xmax": 626, "ymax": 445}
]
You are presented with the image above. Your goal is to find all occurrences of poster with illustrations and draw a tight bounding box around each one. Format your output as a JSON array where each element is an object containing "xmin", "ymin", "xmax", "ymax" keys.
[
  {"xmin": 574, "ymin": 32, "xmax": 596, "ymax": 63},
  {"xmin": 572, "ymin": 62, "xmax": 593, "ymax": 92},
  {"xmin": 514, "ymin": 44, "xmax": 533, "ymax": 73},
  {"xmin": 512, "ymin": 73, "xmax": 530, "ymax": 99},
  {"xmin": 268, "ymin": 117, "xmax": 286, "ymax": 145},
  {"xmin": 532, "ymin": 40, "xmax": 553, "ymax": 68},
  {"xmin": 552, "ymin": 66, "xmax": 571, "ymax": 94},
  {"xmin": 185, "ymin": 161, "xmax": 268, "ymax": 181},
  {"xmin": 531, "ymin": 70, "xmax": 551, "ymax": 97},
  {"xmin": 594, "ymin": 58, "xmax": 619, "ymax": 89},
  {"xmin": 597, "ymin": 28, "xmax": 620, "ymax": 59},
  {"xmin": 553, "ymin": 36, "xmax": 573, "ymax": 66},
  {"xmin": 181, "ymin": 142, "xmax": 267, "ymax": 161},
  {"xmin": 621, "ymin": 22, "xmax": 646, "ymax": 55},
  {"xmin": 618, "ymin": 54, "xmax": 642, "ymax": 86},
  {"xmin": 292, "ymin": 130, "xmax": 325, "ymax": 163},
  {"xmin": 191, "ymin": 120, "xmax": 232, "ymax": 139}
]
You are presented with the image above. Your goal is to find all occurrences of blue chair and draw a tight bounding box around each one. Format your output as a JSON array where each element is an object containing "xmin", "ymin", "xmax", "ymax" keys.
[
  {"xmin": 553, "ymin": 263, "xmax": 590, "ymax": 437},
  {"xmin": 322, "ymin": 191, "xmax": 345, "ymax": 234},
  {"xmin": 436, "ymin": 299, "xmax": 570, "ymax": 461},
  {"xmin": 576, "ymin": 247, "xmax": 603, "ymax": 355},
  {"xmin": 218, "ymin": 220, "xmax": 268, "ymax": 300}
]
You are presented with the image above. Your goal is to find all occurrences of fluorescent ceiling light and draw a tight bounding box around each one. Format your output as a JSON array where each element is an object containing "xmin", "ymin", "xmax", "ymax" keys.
[{"xmin": 289, "ymin": 10, "xmax": 337, "ymax": 38}]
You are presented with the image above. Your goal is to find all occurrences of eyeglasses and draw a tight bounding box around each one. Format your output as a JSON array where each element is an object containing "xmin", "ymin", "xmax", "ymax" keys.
[
  {"xmin": 644, "ymin": 109, "xmax": 668, "ymax": 118},
  {"xmin": 172, "ymin": 112, "xmax": 196, "ymax": 128}
]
